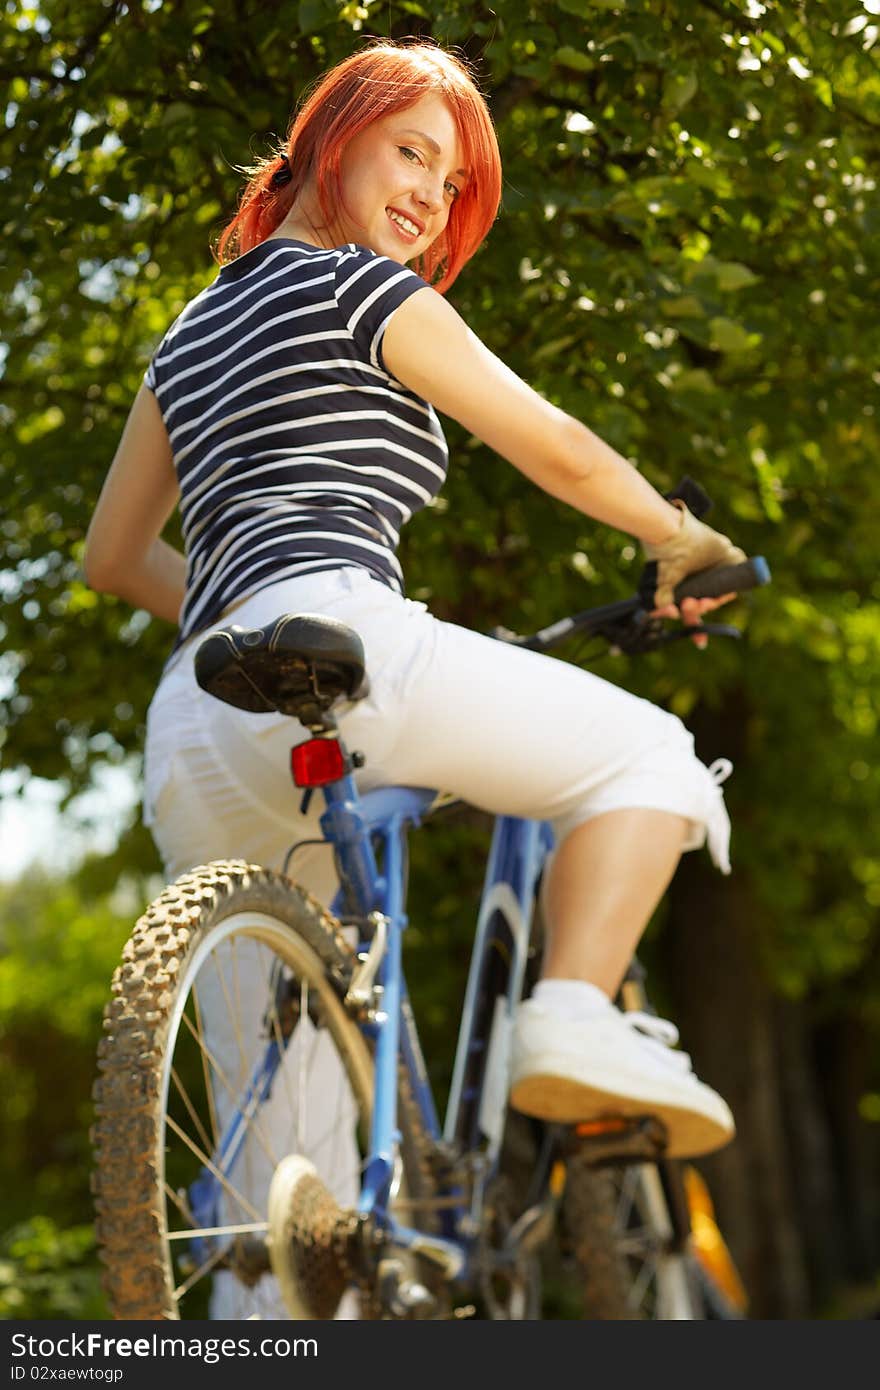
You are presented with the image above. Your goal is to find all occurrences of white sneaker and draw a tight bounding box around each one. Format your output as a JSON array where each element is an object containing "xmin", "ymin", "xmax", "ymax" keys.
[{"xmin": 509, "ymin": 999, "xmax": 735, "ymax": 1158}]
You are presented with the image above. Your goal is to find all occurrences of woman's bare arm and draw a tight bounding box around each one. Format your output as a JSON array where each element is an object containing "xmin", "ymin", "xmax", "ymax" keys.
[
  {"xmin": 383, "ymin": 287, "xmax": 683, "ymax": 546},
  {"xmin": 84, "ymin": 384, "xmax": 185, "ymax": 624}
]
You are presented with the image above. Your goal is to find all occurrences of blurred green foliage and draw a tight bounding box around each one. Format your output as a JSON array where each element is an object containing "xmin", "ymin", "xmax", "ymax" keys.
[
  {"xmin": 0, "ymin": 1219, "xmax": 105, "ymax": 1320},
  {"xmin": 0, "ymin": 868, "xmax": 139, "ymax": 1319},
  {"xmin": 2, "ymin": 0, "xmax": 880, "ymax": 1317}
]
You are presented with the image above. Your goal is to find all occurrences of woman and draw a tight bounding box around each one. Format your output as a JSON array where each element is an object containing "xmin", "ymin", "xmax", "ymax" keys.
[{"xmin": 85, "ymin": 40, "xmax": 744, "ymax": 1312}]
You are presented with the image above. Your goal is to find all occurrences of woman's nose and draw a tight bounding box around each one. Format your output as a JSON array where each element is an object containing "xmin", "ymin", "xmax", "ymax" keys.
[{"xmin": 416, "ymin": 173, "xmax": 444, "ymax": 213}]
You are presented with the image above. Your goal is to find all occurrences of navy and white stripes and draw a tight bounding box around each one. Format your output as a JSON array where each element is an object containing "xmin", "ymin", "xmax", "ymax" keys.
[{"xmin": 144, "ymin": 239, "xmax": 447, "ymax": 651}]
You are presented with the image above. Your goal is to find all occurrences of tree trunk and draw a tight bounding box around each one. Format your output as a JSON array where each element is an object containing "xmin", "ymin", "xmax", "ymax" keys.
[
  {"xmin": 664, "ymin": 853, "xmax": 811, "ymax": 1317},
  {"xmin": 815, "ymin": 1015, "xmax": 880, "ymax": 1289},
  {"xmin": 774, "ymin": 998, "xmax": 847, "ymax": 1307}
]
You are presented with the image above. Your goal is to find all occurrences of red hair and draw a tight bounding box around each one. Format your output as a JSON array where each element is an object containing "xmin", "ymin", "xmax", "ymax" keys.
[{"xmin": 215, "ymin": 41, "xmax": 501, "ymax": 293}]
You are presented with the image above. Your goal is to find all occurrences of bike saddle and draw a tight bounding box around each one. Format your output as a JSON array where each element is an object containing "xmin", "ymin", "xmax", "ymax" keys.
[{"xmin": 194, "ymin": 613, "xmax": 368, "ymax": 725}]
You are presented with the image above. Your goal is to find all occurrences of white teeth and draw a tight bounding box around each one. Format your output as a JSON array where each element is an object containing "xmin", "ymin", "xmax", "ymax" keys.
[{"xmin": 388, "ymin": 210, "xmax": 420, "ymax": 236}]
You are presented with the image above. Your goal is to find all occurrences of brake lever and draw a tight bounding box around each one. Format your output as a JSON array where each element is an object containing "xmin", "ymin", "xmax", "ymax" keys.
[
  {"xmin": 597, "ymin": 611, "xmax": 662, "ymax": 655},
  {"xmin": 491, "ymin": 613, "xmax": 742, "ymax": 656},
  {"xmin": 655, "ymin": 622, "xmax": 743, "ymax": 647},
  {"xmin": 604, "ymin": 618, "xmax": 744, "ymax": 655}
]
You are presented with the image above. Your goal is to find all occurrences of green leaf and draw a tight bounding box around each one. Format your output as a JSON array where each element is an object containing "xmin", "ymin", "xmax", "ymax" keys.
[
  {"xmin": 810, "ymin": 75, "xmax": 835, "ymax": 109},
  {"xmin": 668, "ymin": 369, "xmax": 717, "ymax": 394},
  {"xmin": 554, "ymin": 46, "xmax": 595, "ymax": 73},
  {"xmin": 714, "ymin": 261, "xmax": 761, "ymax": 292},
  {"xmin": 660, "ymin": 296, "xmax": 707, "ymax": 318},
  {"xmin": 532, "ymin": 334, "xmax": 579, "ymax": 362},
  {"xmin": 662, "ymin": 71, "xmax": 698, "ymax": 113},
  {"xmin": 709, "ymin": 316, "xmax": 755, "ymax": 353}
]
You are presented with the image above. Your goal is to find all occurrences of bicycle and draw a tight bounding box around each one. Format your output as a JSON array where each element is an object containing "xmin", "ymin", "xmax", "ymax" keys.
[{"xmin": 91, "ymin": 480, "xmax": 766, "ymax": 1320}]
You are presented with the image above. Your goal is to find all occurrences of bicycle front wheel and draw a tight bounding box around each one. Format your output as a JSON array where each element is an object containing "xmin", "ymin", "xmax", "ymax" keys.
[
  {"xmin": 563, "ymin": 1159, "xmax": 717, "ymax": 1319},
  {"xmin": 92, "ymin": 861, "xmax": 389, "ymax": 1319}
]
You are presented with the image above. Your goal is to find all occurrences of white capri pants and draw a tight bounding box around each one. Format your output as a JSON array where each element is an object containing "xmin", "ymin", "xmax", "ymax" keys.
[
  {"xmin": 143, "ymin": 565, "xmax": 732, "ymax": 1319},
  {"xmin": 145, "ymin": 565, "xmax": 731, "ymax": 886}
]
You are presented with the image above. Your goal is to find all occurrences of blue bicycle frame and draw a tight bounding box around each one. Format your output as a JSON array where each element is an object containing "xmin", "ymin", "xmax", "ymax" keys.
[
  {"xmin": 187, "ymin": 760, "xmax": 554, "ymax": 1281},
  {"xmin": 330, "ymin": 770, "xmax": 554, "ymax": 1253}
]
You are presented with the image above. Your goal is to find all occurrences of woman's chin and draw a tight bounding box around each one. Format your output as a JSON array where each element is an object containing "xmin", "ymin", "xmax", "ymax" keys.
[{"xmin": 374, "ymin": 238, "xmax": 409, "ymax": 263}]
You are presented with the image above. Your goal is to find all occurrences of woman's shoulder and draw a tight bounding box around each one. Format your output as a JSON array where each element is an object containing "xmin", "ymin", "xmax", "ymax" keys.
[
  {"xmin": 333, "ymin": 243, "xmax": 426, "ymax": 299},
  {"xmin": 235, "ymin": 237, "xmax": 420, "ymax": 284}
]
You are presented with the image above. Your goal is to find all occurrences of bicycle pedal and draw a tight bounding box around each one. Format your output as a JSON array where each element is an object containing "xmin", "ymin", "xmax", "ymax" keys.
[{"xmin": 569, "ymin": 1115, "xmax": 667, "ymax": 1166}]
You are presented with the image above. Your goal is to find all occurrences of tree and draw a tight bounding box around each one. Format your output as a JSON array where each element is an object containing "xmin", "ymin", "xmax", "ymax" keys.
[{"xmin": 3, "ymin": 0, "xmax": 880, "ymax": 1315}]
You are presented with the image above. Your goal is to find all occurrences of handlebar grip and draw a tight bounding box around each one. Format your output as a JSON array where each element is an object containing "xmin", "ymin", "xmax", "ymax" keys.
[{"xmin": 674, "ymin": 555, "xmax": 771, "ymax": 603}]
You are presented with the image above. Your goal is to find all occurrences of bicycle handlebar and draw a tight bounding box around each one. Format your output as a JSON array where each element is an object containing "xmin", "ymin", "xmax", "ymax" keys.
[
  {"xmin": 495, "ymin": 551, "xmax": 770, "ymax": 655},
  {"xmin": 674, "ymin": 554, "xmax": 770, "ymax": 603},
  {"xmin": 492, "ymin": 469, "xmax": 771, "ymax": 656}
]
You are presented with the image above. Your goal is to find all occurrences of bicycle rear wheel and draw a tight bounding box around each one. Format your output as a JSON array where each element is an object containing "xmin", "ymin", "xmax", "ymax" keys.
[{"xmin": 91, "ymin": 861, "xmax": 430, "ymax": 1320}]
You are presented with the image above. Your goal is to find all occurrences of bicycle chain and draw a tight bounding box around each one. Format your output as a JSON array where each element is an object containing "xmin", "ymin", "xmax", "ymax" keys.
[{"xmin": 396, "ymin": 1059, "xmax": 440, "ymax": 1205}]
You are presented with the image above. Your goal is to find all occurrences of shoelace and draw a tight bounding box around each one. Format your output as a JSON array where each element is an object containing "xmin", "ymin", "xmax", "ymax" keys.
[
  {"xmin": 626, "ymin": 1011, "xmax": 693, "ymax": 1075},
  {"xmin": 708, "ymin": 756, "xmax": 733, "ymax": 787},
  {"xmin": 704, "ymin": 756, "xmax": 734, "ymax": 875}
]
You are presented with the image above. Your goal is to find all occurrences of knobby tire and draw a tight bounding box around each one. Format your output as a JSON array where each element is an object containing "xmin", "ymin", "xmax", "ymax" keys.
[{"xmin": 91, "ymin": 860, "xmax": 435, "ymax": 1320}]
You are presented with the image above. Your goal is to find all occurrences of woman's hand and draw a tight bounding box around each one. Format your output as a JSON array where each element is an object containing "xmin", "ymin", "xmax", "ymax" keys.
[
  {"xmin": 643, "ymin": 500, "xmax": 746, "ymax": 603},
  {"xmin": 652, "ymin": 593, "xmax": 737, "ymax": 650},
  {"xmin": 645, "ymin": 501, "xmax": 745, "ymax": 648}
]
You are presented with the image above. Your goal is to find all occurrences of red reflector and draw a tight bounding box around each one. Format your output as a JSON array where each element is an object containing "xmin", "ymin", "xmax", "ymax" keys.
[{"xmin": 291, "ymin": 738, "xmax": 346, "ymax": 788}]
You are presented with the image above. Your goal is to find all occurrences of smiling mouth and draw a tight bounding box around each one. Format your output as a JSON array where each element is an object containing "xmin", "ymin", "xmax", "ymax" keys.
[{"xmin": 386, "ymin": 207, "xmax": 424, "ymax": 240}]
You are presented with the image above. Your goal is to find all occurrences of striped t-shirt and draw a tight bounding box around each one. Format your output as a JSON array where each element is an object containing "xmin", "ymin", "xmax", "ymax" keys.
[{"xmin": 144, "ymin": 238, "xmax": 448, "ymax": 651}]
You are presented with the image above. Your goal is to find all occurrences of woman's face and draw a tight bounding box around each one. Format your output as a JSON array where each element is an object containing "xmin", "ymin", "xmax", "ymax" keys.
[{"xmin": 333, "ymin": 93, "xmax": 468, "ymax": 263}]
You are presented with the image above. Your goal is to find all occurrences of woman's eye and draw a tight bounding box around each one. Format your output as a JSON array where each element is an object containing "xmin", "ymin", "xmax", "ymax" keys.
[
  {"xmin": 399, "ymin": 146, "xmax": 420, "ymax": 163},
  {"xmin": 444, "ymin": 181, "xmax": 461, "ymax": 199}
]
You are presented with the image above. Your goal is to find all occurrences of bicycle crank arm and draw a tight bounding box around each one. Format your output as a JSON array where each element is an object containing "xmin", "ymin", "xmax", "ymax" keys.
[
  {"xmin": 393, "ymin": 1228, "xmax": 466, "ymax": 1279},
  {"xmin": 502, "ymin": 1197, "xmax": 559, "ymax": 1257}
]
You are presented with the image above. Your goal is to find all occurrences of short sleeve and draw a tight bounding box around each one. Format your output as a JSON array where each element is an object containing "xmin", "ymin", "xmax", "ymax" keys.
[
  {"xmin": 334, "ymin": 247, "xmax": 429, "ymax": 373},
  {"xmin": 143, "ymin": 317, "xmax": 180, "ymax": 396}
]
